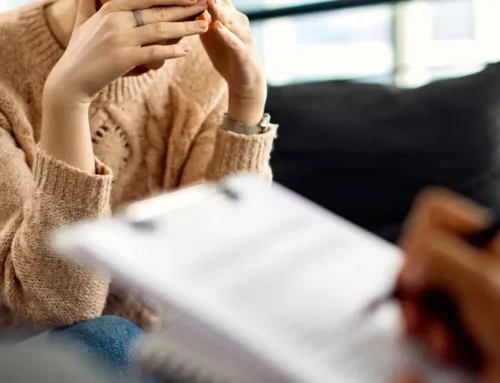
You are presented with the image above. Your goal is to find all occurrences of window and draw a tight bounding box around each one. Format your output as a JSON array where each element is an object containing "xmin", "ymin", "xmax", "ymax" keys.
[
  {"xmin": 432, "ymin": 0, "xmax": 474, "ymax": 40},
  {"xmin": 251, "ymin": 5, "xmax": 394, "ymax": 85},
  {"xmin": 3, "ymin": 0, "xmax": 500, "ymax": 88},
  {"xmin": 235, "ymin": 0, "xmax": 331, "ymax": 13},
  {"xmin": 244, "ymin": 0, "xmax": 500, "ymax": 87},
  {"xmin": 394, "ymin": 0, "xmax": 500, "ymax": 87}
]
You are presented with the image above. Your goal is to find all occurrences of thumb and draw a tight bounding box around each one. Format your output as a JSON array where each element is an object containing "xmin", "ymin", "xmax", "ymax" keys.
[{"xmin": 74, "ymin": 0, "xmax": 97, "ymax": 27}]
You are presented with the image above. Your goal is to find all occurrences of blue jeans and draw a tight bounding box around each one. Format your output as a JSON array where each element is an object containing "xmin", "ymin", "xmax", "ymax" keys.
[
  {"xmin": 52, "ymin": 316, "xmax": 144, "ymax": 379},
  {"xmin": 16, "ymin": 316, "xmax": 153, "ymax": 383}
]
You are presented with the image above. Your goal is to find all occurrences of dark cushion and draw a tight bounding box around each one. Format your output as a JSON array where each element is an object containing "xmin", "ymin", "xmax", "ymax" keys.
[{"xmin": 267, "ymin": 63, "xmax": 500, "ymax": 243}]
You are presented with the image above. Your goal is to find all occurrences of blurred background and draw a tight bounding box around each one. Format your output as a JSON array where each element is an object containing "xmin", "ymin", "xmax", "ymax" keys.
[
  {"xmin": 2, "ymin": 0, "xmax": 500, "ymax": 244},
  {"xmin": 2, "ymin": 0, "xmax": 499, "ymax": 88},
  {"xmin": 238, "ymin": 0, "xmax": 500, "ymax": 88}
]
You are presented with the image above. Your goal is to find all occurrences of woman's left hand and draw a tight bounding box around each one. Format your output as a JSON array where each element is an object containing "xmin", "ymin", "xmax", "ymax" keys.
[{"xmin": 199, "ymin": 0, "xmax": 267, "ymax": 126}]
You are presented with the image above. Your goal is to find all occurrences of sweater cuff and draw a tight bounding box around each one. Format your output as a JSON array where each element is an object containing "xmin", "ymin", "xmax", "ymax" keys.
[
  {"xmin": 208, "ymin": 124, "xmax": 277, "ymax": 179},
  {"xmin": 34, "ymin": 149, "xmax": 113, "ymax": 211}
]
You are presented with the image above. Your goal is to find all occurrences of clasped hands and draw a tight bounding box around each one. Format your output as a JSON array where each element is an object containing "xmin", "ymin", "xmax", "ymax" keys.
[{"xmin": 44, "ymin": 0, "xmax": 266, "ymax": 126}]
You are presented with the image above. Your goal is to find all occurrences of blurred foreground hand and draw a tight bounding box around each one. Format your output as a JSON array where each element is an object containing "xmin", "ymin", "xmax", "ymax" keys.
[{"xmin": 396, "ymin": 188, "xmax": 500, "ymax": 382}]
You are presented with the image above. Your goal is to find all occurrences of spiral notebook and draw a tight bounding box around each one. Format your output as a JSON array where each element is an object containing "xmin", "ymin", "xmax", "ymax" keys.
[{"xmin": 52, "ymin": 175, "xmax": 475, "ymax": 383}]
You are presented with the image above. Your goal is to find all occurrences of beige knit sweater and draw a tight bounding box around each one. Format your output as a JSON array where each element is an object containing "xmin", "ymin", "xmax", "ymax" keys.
[{"xmin": 0, "ymin": 1, "xmax": 276, "ymax": 330}]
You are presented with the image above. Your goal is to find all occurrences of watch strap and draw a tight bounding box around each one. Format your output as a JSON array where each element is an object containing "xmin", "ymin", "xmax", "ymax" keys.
[{"xmin": 222, "ymin": 113, "xmax": 272, "ymax": 135}]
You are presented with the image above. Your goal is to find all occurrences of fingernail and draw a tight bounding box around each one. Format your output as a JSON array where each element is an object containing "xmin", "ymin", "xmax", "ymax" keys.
[
  {"xmin": 213, "ymin": 0, "xmax": 219, "ymax": 5},
  {"xmin": 197, "ymin": 20, "xmax": 208, "ymax": 29},
  {"xmin": 189, "ymin": 0, "xmax": 197, "ymax": 3},
  {"xmin": 183, "ymin": 45, "xmax": 191, "ymax": 52},
  {"xmin": 214, "ymin": 21, "xmax": 224, "ymax": 33}
]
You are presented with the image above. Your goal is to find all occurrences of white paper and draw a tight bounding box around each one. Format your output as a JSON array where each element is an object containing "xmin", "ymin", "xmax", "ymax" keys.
[{"xmin": 53, "ymin": 176, "xmax": 476, "ymax": 383}]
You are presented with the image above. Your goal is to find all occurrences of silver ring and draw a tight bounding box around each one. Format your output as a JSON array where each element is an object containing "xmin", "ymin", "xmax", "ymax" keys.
[{"xmin": 133, "ymin": 9, "xmax": 146, "ymax": 27}]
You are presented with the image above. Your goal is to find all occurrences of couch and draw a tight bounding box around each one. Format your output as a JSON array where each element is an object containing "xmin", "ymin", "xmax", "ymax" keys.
[{"xmin": 267, "ymin": 63, "xmax": 500, "ymax": 243}]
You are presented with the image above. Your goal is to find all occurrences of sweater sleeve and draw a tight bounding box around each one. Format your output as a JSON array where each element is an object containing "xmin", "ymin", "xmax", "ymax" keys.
[
  {"xmin": 0, "ymin": 118, "xmax": 112, "ymax": 326},
  {"xmin": 179, "ymin": 93, "xmax": 278, "ymax": 185}
]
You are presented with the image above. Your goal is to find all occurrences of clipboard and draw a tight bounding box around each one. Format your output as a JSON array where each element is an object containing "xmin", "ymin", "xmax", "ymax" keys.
[
  {"xmin": 115, "ymin": 180, "xmax": 241, "ymax": 231},
  {"xmin": 51, "ymin": 175, "xmax": 476, "ymax": 383}
]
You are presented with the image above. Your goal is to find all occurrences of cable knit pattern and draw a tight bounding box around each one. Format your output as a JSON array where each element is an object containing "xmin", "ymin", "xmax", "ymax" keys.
[{"xmin": 0, "ymin": 1, "xmax": 277, "ymax": 331}]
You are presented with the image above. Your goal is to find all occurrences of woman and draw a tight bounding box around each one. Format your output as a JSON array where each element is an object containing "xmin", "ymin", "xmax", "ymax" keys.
[
  {"xmin": 0, "ymin": 0, "xmax": 276, "ymax": 330},
  {"xmin": 396, "ymin": 188, "xmax": 500, "ymax": 382}
]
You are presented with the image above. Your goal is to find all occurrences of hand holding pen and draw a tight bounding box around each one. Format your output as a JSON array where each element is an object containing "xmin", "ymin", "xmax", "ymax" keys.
[{"xmin": 394, "ymin": 188, "xmax": 500, "ymax": 382}]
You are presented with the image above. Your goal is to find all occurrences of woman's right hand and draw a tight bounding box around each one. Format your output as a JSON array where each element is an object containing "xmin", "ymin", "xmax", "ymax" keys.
[
  {"xmin": 44, "ymin": 0, "xmax": 209, "ymax": 105},
  {"xmin": 397, "ymin": 189, "xmax": 500, "ymax": 382}
]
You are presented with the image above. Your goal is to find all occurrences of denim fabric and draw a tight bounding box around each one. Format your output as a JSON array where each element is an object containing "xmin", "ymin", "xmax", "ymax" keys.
[{"xmin": 51, "ymin": 315, "xmax": 143, "ymax": 379}]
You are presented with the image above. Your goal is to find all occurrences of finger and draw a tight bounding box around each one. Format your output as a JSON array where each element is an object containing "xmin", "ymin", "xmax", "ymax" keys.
[
  {"xmin": 400, "ymin": 231, "xmax": 489, "ymax": 299},
  {"xmin": 208, "ymin": 0, "xmax": 249, "ymax": 41},
  {"xmin": 399, "ymin": 188, "xmax": 493, "ymax": 267},
  {"xmin": 400, "ymin": 299, "xmax": 426, "ymax": 336},
  {"xmin": 108, "ymin": 0, "xmax": 199, "ymax": 12},
  {"xmin": 130, "ymin": 43, "xmax": 192, "ymax": 66},
  {"xmin": 207, "ymin": 0, "xmax": 243, "ymax": 30},
  {"xmin": 129, "ymin": 20, "xmax": 208, "ymax": 46},
  {"xmin": 213, "ymin": 20, "xmax": 246, "ymax": 56},
  {"xmin": 402, "ymin": 188, "xmax": 492, "ymax": 244},
  {"xmin": 207, "ymin": 0, "xmax": 231, "ymax": 23},
  {"xmin": 75, "ymin": 0, "xmax": 97, "ymax": 27},
  {"xmin": 138, "ymin": 3, "xmax": 208, "ymax": 25}
]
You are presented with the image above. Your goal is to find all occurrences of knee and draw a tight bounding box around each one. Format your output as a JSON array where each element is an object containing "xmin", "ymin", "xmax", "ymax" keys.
[
  {"xmin": 52, "ymin": 316, "xmax": 144, "ymax": 369},
  {"xmin": 81, "ymin": 315, "xmax": 138, "ymax": 329},
  {"xmin": 58, "ymin": 315, "xmax": 142, "ymax": 342}
]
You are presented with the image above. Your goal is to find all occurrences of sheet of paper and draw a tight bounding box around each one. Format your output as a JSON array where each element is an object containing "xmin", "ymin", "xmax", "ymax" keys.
[{"xmin": 53, "ymin": 176, "xmax": 476, "ymax": 383}]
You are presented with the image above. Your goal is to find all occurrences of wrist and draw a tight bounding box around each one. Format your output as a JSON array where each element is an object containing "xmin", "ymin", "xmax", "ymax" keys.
[
  {"xmin": 41, "ymin": 88, "xmax": 95, "ymax": 174},
  {"xmin": 228, "ymin": 95, "xmax": 266, "ymax": 127},
  {"xmin": 43, "ymin": 92, "xmax": 90, "ymax": 116},
  {"xmin": 43, "ymin": 71, "xmax": 92, "ymax": 110},
  {"xmin": 228, "ymin": 79, "xmax": 267, "ymax": 126}
]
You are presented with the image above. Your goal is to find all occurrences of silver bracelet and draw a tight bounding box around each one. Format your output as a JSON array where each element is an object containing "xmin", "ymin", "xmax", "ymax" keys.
[{"xmin": 222, "ymin": 113, "xmax": 272, "ymax": 135}]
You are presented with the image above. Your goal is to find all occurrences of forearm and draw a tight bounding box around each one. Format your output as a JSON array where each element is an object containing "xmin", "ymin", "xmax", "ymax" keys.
[
  {"xmin": 4, "ymin": 209, "xmax": 110, "ymax": 325},
  {"xmin": 0, "ymin": 81, "xmax": 112, "ymax": 325},
  {"xmin": 0, "ymin": 148, "xmax": 112, "ymax": 326},
  {"xmin": 40, "ymin": 90, "xmax": 95, "ymax": 174}
]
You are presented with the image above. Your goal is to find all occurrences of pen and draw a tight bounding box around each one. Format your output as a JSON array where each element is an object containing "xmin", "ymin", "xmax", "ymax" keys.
[{"xmin": 364, "ymin": 215, "xmax": 500, "ymax": 370}]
